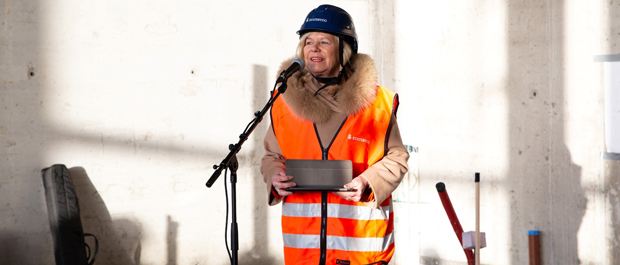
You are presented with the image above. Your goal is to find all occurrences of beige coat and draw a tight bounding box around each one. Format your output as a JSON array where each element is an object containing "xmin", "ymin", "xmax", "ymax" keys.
[{"xmin": 261, "ymin": 53, "xmax": 409, "ymax": 209}]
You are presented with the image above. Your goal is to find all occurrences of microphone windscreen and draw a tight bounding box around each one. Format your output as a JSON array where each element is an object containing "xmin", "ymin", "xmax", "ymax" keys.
[{"xmin": 293, "ymin": 57, "xmax": 305, "ymax": 69}]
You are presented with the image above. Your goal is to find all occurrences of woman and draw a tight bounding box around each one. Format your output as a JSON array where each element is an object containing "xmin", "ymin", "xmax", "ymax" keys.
[{"xmin": 261, "ymin": 4, "xmax": 409, "ymax": 265}]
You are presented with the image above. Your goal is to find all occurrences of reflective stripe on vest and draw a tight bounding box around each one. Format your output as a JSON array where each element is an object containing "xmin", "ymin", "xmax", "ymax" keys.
[
  {"xmin": 271, "ymin": 86, "xmax": 398, "ymax": 264},
  {"xmin": 283, "ymin": 232, "xmax": 394, "ymax": 252},
  {"xmin": 283, "ymin": 201, "xmax": 391, "ymax": 220}
]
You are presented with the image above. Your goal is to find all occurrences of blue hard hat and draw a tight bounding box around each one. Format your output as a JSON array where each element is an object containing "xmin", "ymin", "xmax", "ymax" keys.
[{"xmin": 297, "ymin": 4, "xmax": 358, "ymax": 53}]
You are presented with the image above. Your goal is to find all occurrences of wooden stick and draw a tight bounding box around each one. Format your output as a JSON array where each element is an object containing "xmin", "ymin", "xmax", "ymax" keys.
[{"xmin": 475, "ymin": 172, "xmax": 481, "ymax": 265}]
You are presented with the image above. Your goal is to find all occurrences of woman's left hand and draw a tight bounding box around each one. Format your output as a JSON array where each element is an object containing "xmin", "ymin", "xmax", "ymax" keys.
[{"xmin": 334, "ymin": 175, "xmax": 369, "ymax": 202}]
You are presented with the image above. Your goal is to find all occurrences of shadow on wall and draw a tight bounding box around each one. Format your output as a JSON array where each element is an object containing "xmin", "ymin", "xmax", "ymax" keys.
[
  {"xmin": 209, "ymin": 64, "xmax": 280, "ymax": 265},
  {"xmin": 247, "ymin": 64, "xmax": 279, "ymax": 264},
  {"xmin": 70, "ymin": 167, "xmax": 142, "ymax": 265},
  {"xmin": 606, "ymin": 1, "xmax": 620, "ymax": 262},
  {"xmin": 0, "ymin": 231, "xmax": 30, "ymax": 263},
  {"xmin": 506, "ymin": 0, "xmax": 586, "ymax": 264},
  {"xmin": 419, "ymin": 249, "xmax": 444, "ymax": 265},
  {"xmin": 167, "ymin": 215, "xmax": 178, "ymax": 265},
  {"xmin": 549, "ymin": 147, "xmax": 585, "ymax": 264}
]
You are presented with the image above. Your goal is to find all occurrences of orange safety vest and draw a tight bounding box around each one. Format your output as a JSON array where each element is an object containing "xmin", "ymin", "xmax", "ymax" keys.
[{"xmin": 270, "ymin": 86, "xmax": 399, "ymax": 265}]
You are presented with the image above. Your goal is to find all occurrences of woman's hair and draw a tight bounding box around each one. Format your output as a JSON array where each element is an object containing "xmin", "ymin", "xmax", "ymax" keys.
[{"xmin": 296, "ymin": 32, "xmax": 353, "ymax": 68}]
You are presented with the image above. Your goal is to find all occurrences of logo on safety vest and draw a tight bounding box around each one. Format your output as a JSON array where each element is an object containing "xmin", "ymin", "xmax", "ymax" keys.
[
  {"xmin": 336, "ymin": 259, "xmax": 351, "ymax": 265},
  {"xmin": 348, "ymin": 134, "xmax": 370, "ymax": 144}
]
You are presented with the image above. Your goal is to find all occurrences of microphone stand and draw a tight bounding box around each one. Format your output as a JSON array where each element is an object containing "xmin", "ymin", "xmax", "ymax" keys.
[{"xmin": 206, "ymin": 79, "xmax": 289, "ymax": 265}]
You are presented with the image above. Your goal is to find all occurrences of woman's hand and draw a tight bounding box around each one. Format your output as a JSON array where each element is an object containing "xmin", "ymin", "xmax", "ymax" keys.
[
  {"xmin": 272, "ymin": 171, "xmax": 296, "ymax": 197},
  {"xmin": 334, "ymin": 175, "xmax": 369, "ymax": 202}
]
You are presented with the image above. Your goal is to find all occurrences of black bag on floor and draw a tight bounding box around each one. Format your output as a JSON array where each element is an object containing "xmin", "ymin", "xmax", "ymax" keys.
[{"xmin": 42, "ymin": 164, "xmax": 98, "ymax": 265}]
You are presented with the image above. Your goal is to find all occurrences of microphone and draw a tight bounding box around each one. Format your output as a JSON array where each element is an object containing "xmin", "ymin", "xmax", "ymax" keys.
[{"xmin": 276, "ymin": 58, "xmax": 305, "ymax": 83}]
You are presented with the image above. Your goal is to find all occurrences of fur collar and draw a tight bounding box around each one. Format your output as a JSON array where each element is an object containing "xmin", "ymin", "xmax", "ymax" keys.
[{"xmin": 278, "ymin": 53, "xmax": 378, "ymax": 124}]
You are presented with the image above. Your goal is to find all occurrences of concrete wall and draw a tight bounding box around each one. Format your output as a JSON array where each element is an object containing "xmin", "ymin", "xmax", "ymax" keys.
[{"xmin": 0, "ymin": 0, "xmax": 618, "ymax": 264}]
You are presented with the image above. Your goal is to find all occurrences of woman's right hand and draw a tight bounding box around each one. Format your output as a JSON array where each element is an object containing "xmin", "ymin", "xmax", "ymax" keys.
[{"xmin": 272, "ymin": 171, "xmax": 296, "ymax": 197}]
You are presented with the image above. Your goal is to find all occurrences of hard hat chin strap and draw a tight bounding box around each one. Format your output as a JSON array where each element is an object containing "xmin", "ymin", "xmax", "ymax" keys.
[
  {"xmin": 339, "ymin": 36, "xmax": 345, "ymax": 70},
  {"xmin": 312, "ymin": 71, "xmax": 342, "ymax": 96}
]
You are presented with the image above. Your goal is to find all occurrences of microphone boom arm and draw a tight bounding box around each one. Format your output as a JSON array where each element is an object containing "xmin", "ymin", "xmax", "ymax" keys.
[{"xmin": 206, "ymin": 82, "xmax": 287, "ymax": 187}]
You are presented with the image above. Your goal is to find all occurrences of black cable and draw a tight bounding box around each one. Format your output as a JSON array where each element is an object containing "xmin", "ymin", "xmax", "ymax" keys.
[
  {"xmin": 84, "ymin": 233, "xmax": 99, "ymax": 265},
  {"xmin": 85, "ymin": 244, "xmax": 91, "ymax": 260},
  {"xmin": 219, "ymin": 82, "xmax": 281, "ymax": 265},
  {"xmin": 223, "ymin": 168, "xmax": 232, "ymax": 262}
]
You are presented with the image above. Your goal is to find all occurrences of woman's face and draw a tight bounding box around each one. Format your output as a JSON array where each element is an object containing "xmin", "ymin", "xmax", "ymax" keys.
[{"xmin": 303, "ymin": 32, "xmax": 340, "ymax": 78}]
